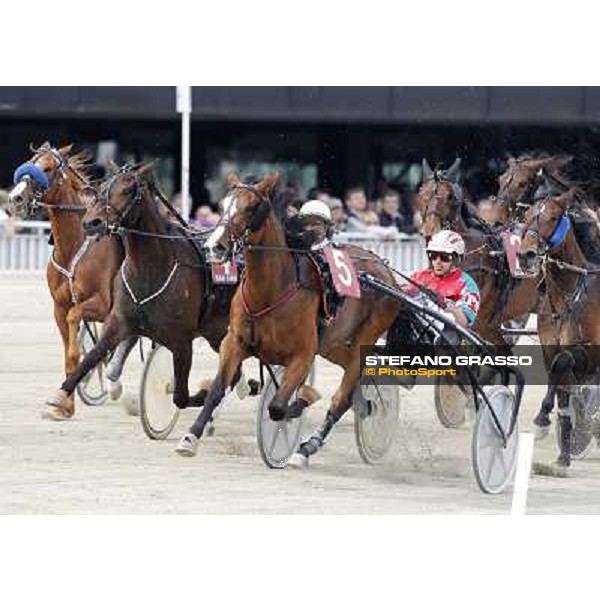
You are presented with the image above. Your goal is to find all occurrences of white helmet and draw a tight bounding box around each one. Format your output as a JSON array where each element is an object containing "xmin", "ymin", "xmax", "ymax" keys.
[
  {"xmin": 426, "ymin": 230, "xmax": 466, "ymax": 257},
  {"xmin": 299, "ymin": 200, "xmax": 332, "ymax": 222}
]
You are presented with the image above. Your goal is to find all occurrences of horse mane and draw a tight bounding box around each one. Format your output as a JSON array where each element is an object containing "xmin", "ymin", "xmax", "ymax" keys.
[
  {"xmin": 66, "ymin": 151, "xmax": 94, "ymax": 190},
  {"xmin": 571, "ymin": 211, "xmax": 600, "ymax": 265}
]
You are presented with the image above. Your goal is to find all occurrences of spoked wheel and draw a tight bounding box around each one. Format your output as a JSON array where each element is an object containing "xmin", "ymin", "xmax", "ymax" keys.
[
  {"xmin": 139, "ymin": 345, "xmax": 180, "ymax": 440},
  {"xmin": 354, "ymin": 379, "xmax": 401, "ymax": 465},
  {"xmin": 257, "ymin": 365, "xmax": 305, "ymax": 469},
  {"xmin": 76, "ymin": 322, "xmax": 109, "ymax": 406},
  {"xmin": 555, "ymin": 385, "xmax": 600, "ymax": 460},
  {"xmin": 472, "ymin": 385, "xmax": 519, "ymax": 494},
  {"xmin": 434, "ymin": 374, "xmax": 472, "ymax": 429}
]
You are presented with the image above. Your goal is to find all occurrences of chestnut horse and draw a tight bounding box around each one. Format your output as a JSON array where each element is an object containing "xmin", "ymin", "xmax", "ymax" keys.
[
  {"xmin": 175, "ymin": 172, "xmax": 404, "ymax": 461},
  {"xmin": 518, "ymin": 188, "xmax": 600, "ymax": 474},
  {"xmin": 7, "ymin": 142, "xmax": 131, "ymax": 420}
]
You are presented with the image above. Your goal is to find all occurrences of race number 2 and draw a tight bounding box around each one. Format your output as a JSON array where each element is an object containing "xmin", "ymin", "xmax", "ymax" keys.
[
  {"xmin": 501, "ymin": 231, "xmax": 524, "ymax": 277},
  {"xmin": 324, "ymin": 247, "xmax": 361, "ymax": 299}
]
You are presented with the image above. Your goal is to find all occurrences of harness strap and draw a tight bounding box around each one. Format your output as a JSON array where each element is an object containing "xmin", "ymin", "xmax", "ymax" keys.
[
  {"xmin": 49, "ymin": 237, "xmax": 91, "ymax": 304},
  {"xmin": 240, "ymin": 275, "xmax": 301, "ymax": 320},
  {"xmin": 120, "ymin": 260, "xmax": 180, "ymax": 307}
]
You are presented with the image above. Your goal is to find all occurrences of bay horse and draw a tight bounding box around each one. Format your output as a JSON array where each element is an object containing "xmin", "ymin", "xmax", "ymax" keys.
[
  {"xmin": 49, "ymin": 161, "xmax": 268, "ymax": 419},
  {"xmin": 7, "ymin": 142, "xmax": 134, "ymax": 420},
  {"xmin": 417, "ymin": 158, "xmax": 539, "ymax": 346},
  {"xmin": 174, "ymin": 172, "xmax": 404, "ymax": 461},
  {"xmin": 518, "ymin": 188, "xmax": 600, "ymax": 474},
  {"xmin": 477, "ymin": 155, "xmax": 573, "ymax": 225}
]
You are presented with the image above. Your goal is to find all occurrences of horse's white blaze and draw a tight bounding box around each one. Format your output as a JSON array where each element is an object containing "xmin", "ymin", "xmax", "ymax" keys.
[
  {"xmin": 8, "ymin": 181, "xmax": 27, "ymax": 201},
  {"xmin": 204, "ymin": 225, "xmax": 226, "ymax": 250}
]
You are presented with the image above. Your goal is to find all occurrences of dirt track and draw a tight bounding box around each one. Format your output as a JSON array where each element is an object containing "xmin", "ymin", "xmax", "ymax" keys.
[{"xmin": 2, "ymin": 274, "xmax": 600, "ymax": 514}]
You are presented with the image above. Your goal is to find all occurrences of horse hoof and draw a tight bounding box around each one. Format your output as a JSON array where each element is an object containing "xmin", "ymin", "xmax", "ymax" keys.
[
  {"xmin": 532, "ymin": 461, "xmax": 569, "ymax": 478},
  {"xmin": 174, "ymin": 433, "xmax": 199, "ymax": 457},
  {"xmin": 268, "ymin": 404, "xmax": 286, "ymax": 422},
  {"xmin": 206, "ymin": 424, "xmax": 215, "ymax": 437},
  {"xmin": 247, "ymin": 379, "xmax": 261, "ymax": 396},
  {"xmin": 41, "ymin": 405, "xmax": 72, "ymax": 421},
  {"xmin": 107, "ymin": 379, "xmax": 123, "ymax": 401},
  {"xmin": 234, "ymin": 375, "xmax": 251, "ymax": 399},
  {"xmin": 287, "ymin": 453, "xmax": 309, "ymax": 469},
  {"xmin": 533, "ymin": 423, "xmax": 551, "ymax": 441},
  {"xmin": 121, "ymin": 393, "xmax": 139, "ymax": 417}
]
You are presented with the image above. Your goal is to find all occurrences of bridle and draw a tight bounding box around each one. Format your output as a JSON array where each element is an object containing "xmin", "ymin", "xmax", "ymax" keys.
[
  {"xmin": 94, "ymin": 164, "xmax": 146, "ymax": 234},
  {"xmin": 497, "ymin": 161, "xmax": 543, "ymax": 214},
  {"xmin": 11, "ymin": 146, "xmax": 93, "ymax": 216},
  {"xmin": 213, "ymin": 183, "xmax": 272, "ymax": 251},
  {"xmin": 422, "ymin": 172, "xmax": 462, "ymax": 230},
  {"xmin": 521, "ymin": 197, "xmax": 572, "ymax": 258}
]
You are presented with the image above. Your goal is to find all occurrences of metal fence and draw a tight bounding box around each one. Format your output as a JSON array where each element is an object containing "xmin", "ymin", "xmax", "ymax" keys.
[{"xmin": 0, "ymin": 225, "xmax": 427, "ymax": 275}]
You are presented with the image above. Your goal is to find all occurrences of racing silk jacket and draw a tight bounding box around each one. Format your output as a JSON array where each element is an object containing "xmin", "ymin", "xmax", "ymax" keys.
[{"xmin": 406, "ymin": 268, "xmax": 481, "ymax": 325}]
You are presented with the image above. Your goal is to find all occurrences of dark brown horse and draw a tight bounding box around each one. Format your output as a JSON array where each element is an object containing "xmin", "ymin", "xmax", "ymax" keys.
[
  {"xmin": 7, "ymin": 142, "xmax": 128, "ymax": 420},
  {"xmin": 477, "ymin": 155, "xmax": 572, "ymax": 225},
  {"xmin": 518, "ymin": 188, "xmax": 600, "ymax": 474},
  {"xmin": 175, "ymin": 172, "xmax": 404, "ymax": 460},
  {"xmin": 417, "ymin": 159, "xmax": 539, "ymax": 346},
  {"xmin": 45, "ymin": 161, "xmax": 244, "ymax": 414}
]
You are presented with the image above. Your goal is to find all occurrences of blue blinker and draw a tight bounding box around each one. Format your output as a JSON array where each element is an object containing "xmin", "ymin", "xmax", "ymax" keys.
[
  {"xmin": 547, "ymin": 214, "xmax": 571, "ymax": 249},
  {"xmin": 13, "ymin": 163, "xmax": 50, "ymax": 189}
]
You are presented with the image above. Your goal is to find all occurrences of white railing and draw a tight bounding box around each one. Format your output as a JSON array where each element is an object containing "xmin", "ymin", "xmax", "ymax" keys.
[
  {"xmin": 0, "ymin": 225, "xmax": 428, "ymax": 275},
  {"xmin": 334, "ymin": 232, "xmax": 428, "ymax": 274}
]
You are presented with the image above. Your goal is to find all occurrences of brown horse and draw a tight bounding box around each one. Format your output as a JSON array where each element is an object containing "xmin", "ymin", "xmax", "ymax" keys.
[
  {"xmin": 417, "ymin": 159, "xmax": 539, "ymax": 346},
  {"xmin": 518, "ymin": 188, "xmax": 600, "ymax": 474},
  {"xmin": 477, "ymin": 155, "xmax": 573, "ymax": 225},
  {"xmin": 50, "ymin": 161, "xmax": 266, "ymax": 419},
  {"xmin": 7, "ymin": 142, "xmax": 127, "ymax": 420},
  {"xmin": 175, "ymin": 172, "xmax": 403, "ymax": 460}
]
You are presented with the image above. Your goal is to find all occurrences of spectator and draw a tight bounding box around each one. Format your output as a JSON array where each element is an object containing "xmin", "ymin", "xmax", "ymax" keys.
[
  {"xmin": 323, "ymin": 197, "xmax": 347, "ymax": 232},
  {"xmin": 191, "ymin": 205, "xmax": 219, "ymax": 230},
  {"xmin": 379, "ymin": 188, "xmax": 418, "ymax": 234},
  {"xmin": 286, "ymin": 199, "xmax": 305, "ymax": 219},
  {"xmin": 308, "ymin": 187, "xmax": 332, "ymax": 201},
  {"xmin": 344, "ymin": 186, "xmax": 399, "ymax": 239}
]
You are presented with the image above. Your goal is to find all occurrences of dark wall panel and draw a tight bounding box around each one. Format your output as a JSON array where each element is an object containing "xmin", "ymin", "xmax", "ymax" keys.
[
  {"xmin": 193, "ymin": 87, "xmax": 289, "ymax": 117},
  {"xmin": 79, "ymin": 87, "xmax": 174, "ymax": 115},
  {"xmin": 391, "ymin": 87, "xmax": 487, "ymax": 121},
  {"xmin": 289, "ymin": 87, "xmax": 389, "ymax": 119},
  {"xmin": 489, "ymin": 87, "xmax": 582, "ymax": 121}
]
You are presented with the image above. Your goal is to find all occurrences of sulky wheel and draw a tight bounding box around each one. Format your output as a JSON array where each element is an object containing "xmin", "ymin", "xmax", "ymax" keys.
[
  {"xmin": 354, "ymin": 379, "xmax": 401, "ymax": 465},
  {"xmin": 472, "ymin": 385, "xmax": 519, "ymax": 494},
  {"xmin": 76, "ymin": 322, "xmax": 109, "ymax": 406},
  {"xmin": 139, "ymin": 344, "xmax": 180, "ymax": 440},
  {"xmin": 257, "ymin": 365, "xmax": 305, "ymax": 469}
]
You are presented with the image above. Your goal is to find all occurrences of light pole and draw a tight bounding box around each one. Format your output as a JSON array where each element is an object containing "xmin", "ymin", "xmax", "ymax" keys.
[{"xmin": 176, "ymin": 86, "xmax": 192, "ymax": 222}]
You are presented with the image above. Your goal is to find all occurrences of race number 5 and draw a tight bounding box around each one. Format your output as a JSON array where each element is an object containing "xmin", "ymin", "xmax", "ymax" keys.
[{"xmin": 324, "ymin": 247, "xmax": 361, "ymax": 298}]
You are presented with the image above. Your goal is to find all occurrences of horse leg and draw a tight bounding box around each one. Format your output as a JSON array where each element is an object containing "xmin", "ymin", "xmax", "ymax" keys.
[
  {"xmin": 290, "ymin": 356, "xmax": 359, "ymax": 466},
  {"xmin": 268, "ymin": 354, "xmax": 314, "ymax": 421},
  {"xmin": 556, "ymin": 388, "xmax": 573, "ymax": 471},
  {"xmin": 533, "ymin": 384, "xmax": 557, "ymax": 440},
  {"xmin": 46, "ymin": 313, "xmax": 127, "ymax": 414},
  {"xmin": 175, "ymin": 333, "xmax": 250, "ymax": 457},
  {"xmin": 171, "ymin": 342, "xmax": 193, "ymax": 410},
  {"xmin": 45, "ymin": 303, "xmax": 75, "ymax": 420},
  {"xmin": 105, "ymin": 335, "xmax": 139, "ymax": 400}
]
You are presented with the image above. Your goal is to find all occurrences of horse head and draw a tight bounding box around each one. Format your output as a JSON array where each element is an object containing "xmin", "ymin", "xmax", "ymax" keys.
[
  {"xmin": 204, "ymin": 172, "xmax": 281, "ymax": 263},
  {"xmin": 418, "ymin": 158, "xmax": 463, "ymax": 241},
  {"xmin": 8, "ymin": 142, "xmax": 80, "ymax": 217},
  {"xmin": 83, "ymin": 160, "xmax": 155, "ymax": 237},
  {"xmin": 518, "ymin": 187, "xmax": 578, "ymax": 277}
]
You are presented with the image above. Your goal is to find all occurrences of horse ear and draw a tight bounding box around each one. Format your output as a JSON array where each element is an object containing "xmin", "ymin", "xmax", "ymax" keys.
[
  {"xmin": 58, "ymin": 144, "xmax": 74, "ymax": 157},
  {"xmin": 421, "ymin": 159, "xmax": 433, "ymax": 181},
  {"xmin": 106, "ymin": 159, "xmax": 120, "ymax": 175},
  {"xmin": 136, "ymin": 160, "xmax": 158, "ymax": 180},
  {"xmin": 555, "ymin": 188, "xmax": 577, "ymax": 209},
  {"xmin": 548, "ymin": 155, "xmax": 573, "ymax": 173},
  {"xmin": 445, "ymin": 158, "xmax": 462, "ymax": 183},
  {"xmin": 257, "ymin": 172, "xmax": 281, "ymax": 198},
  {"xmin": 40, "ymin": 141, "xmax": 51, "ymax": 151},
  {"xmin": 227, "ymin": 172, "xmax": 241, "ymax": 187}
]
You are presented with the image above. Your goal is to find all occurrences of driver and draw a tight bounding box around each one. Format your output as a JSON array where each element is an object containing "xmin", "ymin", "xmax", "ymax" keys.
[
  {"xmin": 405, "ymin": 230, "xmax": 480, "ymax": 328},
  {"xmin": 293, "ymin": 200, "xmax": 334, "ymax": 250}
]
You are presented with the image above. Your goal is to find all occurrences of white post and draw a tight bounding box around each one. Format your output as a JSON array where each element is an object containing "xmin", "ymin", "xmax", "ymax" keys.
[
  {"xmin": 511, "ymin": 432, "xmax": 535, "ymax": 515},
  {"xmin": 176, "ymin": 86, "xmax": 192, "ymax": 223}
]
